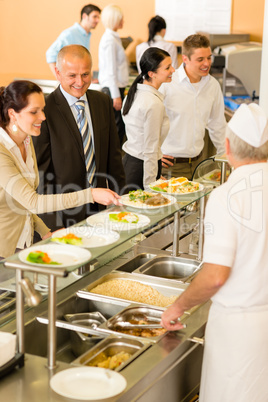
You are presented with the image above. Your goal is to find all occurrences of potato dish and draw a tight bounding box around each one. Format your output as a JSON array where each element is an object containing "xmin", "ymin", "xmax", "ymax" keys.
[{"xmin": 87, "ymin": 351, "xmax": 131, "ymax": 370}]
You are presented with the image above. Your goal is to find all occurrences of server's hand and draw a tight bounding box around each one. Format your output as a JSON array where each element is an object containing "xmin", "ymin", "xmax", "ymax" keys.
[{"xmin": 161, "ymin": 304, "xmax": 186, "ymax": 331}]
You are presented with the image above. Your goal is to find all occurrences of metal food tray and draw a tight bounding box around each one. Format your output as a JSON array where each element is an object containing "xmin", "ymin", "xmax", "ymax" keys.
[
  {"xmin": 64, "ymin": 312, "xmax": 107, "ymax": 357},
  {"xmin": 72, "ymin": 335, "xmax": 149, "ymax": 371},
  {"xmin": 116, "ymin": 253, "xmax": 157, "ymax": 273},
  {"xmin": 77, "ymin": 271, "xmax": 189, "ymax": 309},
  {"xmin": 104, "ymin": 306, "xmax": 167, "ymax": 342},
  {"xmin": 133, "ymin": 256, "xmax": 201, "ymax": 282}
]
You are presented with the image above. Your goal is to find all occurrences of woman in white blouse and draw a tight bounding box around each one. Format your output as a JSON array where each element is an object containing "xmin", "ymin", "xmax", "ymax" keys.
[
  {"xmin": 98, "ymin": 4, "xmax": 129, "ymax": 147},
  {"xmin": 122, "ymin": 47, "xmax": 175, "ymax": 190},
  {"xmin": 136, "ymin": 16, "xmax": 178, "ymax": 74},
  {"xmin": 0, "ymin": 80, "xmax": 121, "ymax": 258}
]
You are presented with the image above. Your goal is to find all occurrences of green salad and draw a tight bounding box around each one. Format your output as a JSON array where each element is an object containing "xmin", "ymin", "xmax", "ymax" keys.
[
  {"xmin": 109, "ymin": 212, "xmax": 139, "ymax": 224},
  {"xmin": 26, "ymin": 251, "xmax": 61, "ymax": 265},
  {"xmin": 51, "ymin": 233, "xmax": 83, "ymax": 246}
]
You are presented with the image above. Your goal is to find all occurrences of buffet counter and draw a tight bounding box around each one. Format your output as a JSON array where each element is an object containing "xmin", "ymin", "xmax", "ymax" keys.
[{"xmin": 0, "ymin": 187, "xmax": 212, "ymax": 401}]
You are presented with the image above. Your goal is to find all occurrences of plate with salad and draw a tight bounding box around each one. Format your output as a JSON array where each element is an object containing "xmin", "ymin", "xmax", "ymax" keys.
[
  {"xmin": 18, "ymin": 244, "xmax": 92, "ymax": 268},
  {"xmin": 51, "ymin": 226, "xmax": 120, "ymax": 248},
  {"xmin": 86, "ymin": 211, "xmax": 150, "ymax": 231},
  {"xmin": 202, "ymin": 169, "xmax": 230, "ymax": 183},
  {"xmin": 149, "ymin": 178, "xmax": 204, "ymax": 195}
]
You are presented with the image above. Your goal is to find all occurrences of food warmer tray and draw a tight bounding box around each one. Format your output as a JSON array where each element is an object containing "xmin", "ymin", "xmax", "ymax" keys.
[
  {"xmin": 77, "ymin": 271, "xmax": 189, "ymax": 309},
  {"xmin": 72, "ymin": 335, "xmax": 150, "ymax": 371}
]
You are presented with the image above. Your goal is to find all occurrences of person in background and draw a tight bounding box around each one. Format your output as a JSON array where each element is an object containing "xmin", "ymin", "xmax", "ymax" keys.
[
  {"xmin": 160, "ymin": 34, "xmax": 226, "ymax": 180},
  {"xmin": 33, "ymin": 45, "xmax": 125, "ymax": 233},
  {"xmin": 0, "ymin": 80, "xmax": 121, "ymax": 259},
  {"xmin": 161, "ymin": 103, "xmax": 268, "ymax": 402},
  {"xmin": 46, "ymin": 4, "xmax": 101, "ymax": 77},
  {"xmin": 122, "ymin": 47, "xmax": 175, "ymax": 191},
  {"xmin": 136, "ymin": 15, "xmax": 178, "ymax": 74},
  {"xmin": 98, "ymin": 4, "xmax": 129, "ymax": 147}
]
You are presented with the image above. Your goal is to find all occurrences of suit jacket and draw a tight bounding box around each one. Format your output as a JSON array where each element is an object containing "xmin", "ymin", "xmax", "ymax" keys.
[{"xmin": 33, "ymin": 86, "xmax": 125, "ymax": 231}]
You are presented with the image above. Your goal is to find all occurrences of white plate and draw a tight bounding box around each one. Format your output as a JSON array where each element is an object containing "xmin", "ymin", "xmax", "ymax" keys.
[
  {"xmin": 18, "ymin": 244, "xmax": 91, "ymax": 268},
  {"xmin": 86, "ymin": 211, "xmax": 150, "ymax": 231},
  {"xmin": 50, "ymin": 367, "xmax": 127, "ymax": 400},
  {"xmin": 120, "ymin": 193, "xmax": 177, "ymax": 209},
  {"xmin": 51, "ymin": 226, "xmax": 120, "ymax": 248},
  {"xmin": 149, "ymin": 181, "xmax": 204, "ymax": 196},
  {"xmin": 202, "ymin": 169, "xmax": 227, "ymax": 184}
]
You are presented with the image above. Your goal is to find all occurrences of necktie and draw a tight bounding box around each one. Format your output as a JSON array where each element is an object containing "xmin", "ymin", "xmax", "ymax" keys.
[{"xmin": 74, "ymin": 101, "xmax": 96, "ymax": 186}]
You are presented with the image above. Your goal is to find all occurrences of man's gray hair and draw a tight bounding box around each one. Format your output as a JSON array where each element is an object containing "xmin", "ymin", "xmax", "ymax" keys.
[{"xmin": 226, "ymin": 125, "xmax": 268, "ymax": 161}]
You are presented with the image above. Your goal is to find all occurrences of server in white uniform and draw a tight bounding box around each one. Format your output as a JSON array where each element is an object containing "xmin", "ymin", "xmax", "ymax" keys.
[{"xmin": 161, "ymin": 103, "xmax": 268, "ymax": 402}]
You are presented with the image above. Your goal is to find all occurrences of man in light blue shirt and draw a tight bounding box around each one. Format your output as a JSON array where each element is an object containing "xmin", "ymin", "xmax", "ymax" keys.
[{"xmin": 46, "ymin": 4, "xmax": 101, "ymax": 76}]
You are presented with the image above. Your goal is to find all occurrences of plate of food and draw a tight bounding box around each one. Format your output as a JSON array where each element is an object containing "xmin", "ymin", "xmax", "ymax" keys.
[
  {"xmin": 86, "ymin": 211, "xmax": 151, "ymax": 231},
  {"xmin": 149, "ymin": 177, "xmax": 204, "ymax": 195},
  {"xmin": 120, "ymin": 190, "xmax": 177, "ymax": 209},
  {"xmin": 51, "ymin": 226, "xmax": 120, "ymax": 248},
  {"xmin": 18, "ymin": 244, "xmax": 92, "ymax": 268},
  {"xmin": 202, "ymin": 169, "xmax": 230, "ymax": 183}
]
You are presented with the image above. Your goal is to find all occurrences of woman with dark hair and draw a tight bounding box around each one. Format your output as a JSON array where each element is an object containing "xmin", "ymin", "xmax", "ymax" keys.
[
  {"xmin": 136, "ymin": 16, "xmax": 178, "ymax": 74},
  {"xmin": 0, "ymin": 80, "xmax": 121, "ymax": 258},
  {"xmin": 122, "ymin": 47, "xmax": 174, "ymax": 190}
]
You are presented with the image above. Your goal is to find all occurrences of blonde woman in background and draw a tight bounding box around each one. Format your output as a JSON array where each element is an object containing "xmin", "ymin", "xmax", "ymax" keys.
[{"xmin": 98, "ymin": 4, "xmax": 129, "ymax": 147}]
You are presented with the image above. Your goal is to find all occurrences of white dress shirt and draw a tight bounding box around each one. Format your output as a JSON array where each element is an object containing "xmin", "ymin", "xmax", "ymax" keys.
[
  {"xmin": 160, "ymin": 63, "xmax": 226, "ymax": 158},
  {"xmin": 0, "ymin": 128, "xmax": 34, "ymax": 248},
  {"xmin": 136, "ymin": 35, "xmax": 178, "ymax": 73},
  {"xmin": 98, "ymin": 28, "xmax": 129, "ymax": 99},
  {"xmin": 60, "ymin": 86, "xmax": 95, "ymax": 151},
  {"xmin": 122, "ymin": 83, "xmax": 169, "ymax": 188}
]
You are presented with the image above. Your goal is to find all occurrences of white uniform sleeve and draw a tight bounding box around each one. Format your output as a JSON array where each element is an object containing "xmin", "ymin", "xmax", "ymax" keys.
[{"xmin": 203, "ymin": 188, "xmax": 237, "ymax": 267}]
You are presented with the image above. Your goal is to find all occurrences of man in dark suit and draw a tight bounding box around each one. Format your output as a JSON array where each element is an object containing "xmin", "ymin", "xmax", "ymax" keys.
[{"xmin": 33, "ymin": 45, "xmax": 125, "ymax": 231}]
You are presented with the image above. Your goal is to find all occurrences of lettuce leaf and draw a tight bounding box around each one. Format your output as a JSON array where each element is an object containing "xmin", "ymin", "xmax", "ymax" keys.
[
  {"xmin": 109, "ymin": 213, "xmax": 139, "ymax": 224},
  {"xmin": 51, "ymin": 237, "xmax": 82, "ymax": 246},
  {"xmin": 26, "ymin": 251, "xmax": 61, "ymax": 265}
]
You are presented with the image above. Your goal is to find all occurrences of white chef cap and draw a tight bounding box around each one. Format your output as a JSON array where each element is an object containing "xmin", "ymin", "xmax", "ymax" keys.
[{"xmin": 228, "ymin": 103, "xmax": 268, "ymax": 147}]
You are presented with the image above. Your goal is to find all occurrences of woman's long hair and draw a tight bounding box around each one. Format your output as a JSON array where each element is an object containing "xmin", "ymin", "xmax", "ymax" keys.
[
  {"xmin": 123, "ymin": 47, "xmax": 170, "ymax": 116},
  {"xmin": 148, "ymin": 15, "xmax": 166, "ymax": 44}
]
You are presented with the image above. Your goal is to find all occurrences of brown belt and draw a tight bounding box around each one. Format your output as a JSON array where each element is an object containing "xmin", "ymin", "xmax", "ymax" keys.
[{"xmin": 174, "ymin": 152, "xmax": 202, "ymax": 164}]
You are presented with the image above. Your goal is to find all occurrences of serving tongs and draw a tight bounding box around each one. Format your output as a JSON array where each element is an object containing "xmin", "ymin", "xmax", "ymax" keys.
[
  {"xmin": 36, "ymin": 317, "xmax": 155, "ymax": 341},
  {"xmin": 113, "ymin": 320, "xmax": 163, "ymax": 330}
]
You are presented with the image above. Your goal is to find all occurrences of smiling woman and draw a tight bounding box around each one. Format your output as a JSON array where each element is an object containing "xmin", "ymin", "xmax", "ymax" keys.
[
  {"xmin": 122, "ymin": 47, "xmax": 175, "ymax": 190},
  {"xmin": 0, "ymin": 80, "xmax": 121, "ymax": 258}
]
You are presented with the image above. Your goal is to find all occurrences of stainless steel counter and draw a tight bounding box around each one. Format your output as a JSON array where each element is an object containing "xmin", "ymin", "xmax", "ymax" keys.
[
  {"xmin": 0, "ymin": 196, "xmax": 210, "ymax": 401},
  {"xmin": 0, "ymin": 300, "xmax": 209, "ymax": 402}
]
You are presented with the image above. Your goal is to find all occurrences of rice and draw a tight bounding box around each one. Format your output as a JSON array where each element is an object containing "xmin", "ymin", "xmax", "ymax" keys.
[{"xmin": 89, "ymin": 279, "xmax": 177, "ymax": 307}]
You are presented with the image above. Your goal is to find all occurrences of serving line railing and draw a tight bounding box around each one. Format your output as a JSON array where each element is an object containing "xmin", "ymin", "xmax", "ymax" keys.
[{"xmin": 2, "ymin": 185, "xmax": 212, "ymax": 371}]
